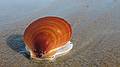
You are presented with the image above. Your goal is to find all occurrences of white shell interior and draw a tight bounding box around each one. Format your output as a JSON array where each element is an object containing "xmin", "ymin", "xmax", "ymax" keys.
[
  {"xmin": 51, "ymin": 41, "xmax": 73, "ymax": 60},
  {"xmin": 26, "ymin": 41, "xmax": 73, "ymax": 61}
]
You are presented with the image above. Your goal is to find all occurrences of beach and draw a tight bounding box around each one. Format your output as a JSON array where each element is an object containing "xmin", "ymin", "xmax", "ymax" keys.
[{"xmin": 0, "ymin": 0, "xmax": 120, "ymax": 67}]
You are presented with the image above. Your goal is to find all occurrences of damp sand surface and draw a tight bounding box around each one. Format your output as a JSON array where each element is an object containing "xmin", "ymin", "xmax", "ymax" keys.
[{"xmin": 0, "ymin": 0, "xmax": 120, "ymax": 67}]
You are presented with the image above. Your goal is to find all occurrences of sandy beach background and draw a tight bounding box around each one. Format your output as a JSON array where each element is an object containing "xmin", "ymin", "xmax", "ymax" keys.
[{"xmin": 0, "ymin": 0, "xmax": 120, "ymax": 67}]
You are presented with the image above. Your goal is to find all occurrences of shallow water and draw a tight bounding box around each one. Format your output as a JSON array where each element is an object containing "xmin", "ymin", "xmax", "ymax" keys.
[{"xmin": 0, "ymin": 0, "xmax": 120, "ymax": 67}]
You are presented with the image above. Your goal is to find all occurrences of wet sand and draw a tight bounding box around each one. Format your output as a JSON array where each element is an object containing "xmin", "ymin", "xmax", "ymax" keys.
[{"xmin": 0, "ymin": 0, "xmax": 120, "ymax": 67}]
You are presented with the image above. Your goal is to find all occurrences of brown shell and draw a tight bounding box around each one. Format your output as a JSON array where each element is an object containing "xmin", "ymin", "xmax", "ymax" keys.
[{"xmin": 23, "ymin": 16, "xmax": 72, "ymax": 57}]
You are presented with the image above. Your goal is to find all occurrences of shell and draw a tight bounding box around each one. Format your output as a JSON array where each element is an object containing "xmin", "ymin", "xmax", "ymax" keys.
[{"xmin": 23, "ymin": 16, "xmax": 72, "ymax": 59}]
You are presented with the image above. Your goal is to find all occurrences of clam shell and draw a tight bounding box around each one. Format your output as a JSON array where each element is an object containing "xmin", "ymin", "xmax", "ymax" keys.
[{"xmin": 23, "ymin": 16, "xmax": 72, "ymax": 59}]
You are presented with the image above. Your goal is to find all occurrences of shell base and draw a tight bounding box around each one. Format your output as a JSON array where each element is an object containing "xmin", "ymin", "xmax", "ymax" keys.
[{"xmin": 26, "ymin": 41, "xmax": 73, "ymax": 61}]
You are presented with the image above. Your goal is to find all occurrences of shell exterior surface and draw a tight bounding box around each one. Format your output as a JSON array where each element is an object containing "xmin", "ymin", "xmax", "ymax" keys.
[{"xmin": 23, "ymin": 16, "xmax": 72, "ymax": 58}]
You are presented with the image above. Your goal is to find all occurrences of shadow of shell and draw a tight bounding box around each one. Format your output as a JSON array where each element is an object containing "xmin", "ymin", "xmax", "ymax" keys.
[{"xmin": 6, "ymin": 34, "xmax": 30, "ymax": 59}]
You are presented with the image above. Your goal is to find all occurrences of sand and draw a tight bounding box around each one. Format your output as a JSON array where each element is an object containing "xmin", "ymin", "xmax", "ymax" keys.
[{"xmin": 0, "ymin": 0, "xmax": 120, "ymax": 67}]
